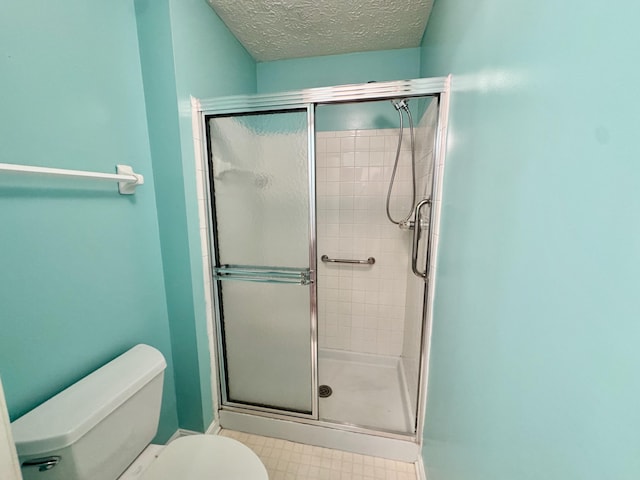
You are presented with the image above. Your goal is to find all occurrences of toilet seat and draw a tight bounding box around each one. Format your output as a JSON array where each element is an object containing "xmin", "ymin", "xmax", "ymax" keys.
[{"xmin": 140, "ymin": 435, "xmax": 268, "ymax": 480}]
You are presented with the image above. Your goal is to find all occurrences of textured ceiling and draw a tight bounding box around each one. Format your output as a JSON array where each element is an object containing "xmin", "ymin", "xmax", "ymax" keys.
[{"xmin": 207, "ymin": 0, "xmax": 434, "ymax": 62}]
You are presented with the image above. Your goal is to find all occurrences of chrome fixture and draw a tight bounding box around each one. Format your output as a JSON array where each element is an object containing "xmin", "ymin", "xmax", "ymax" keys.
[
  {"xmin": 22, "ymin": 457, "xmax": 61, "ymax": 472},
  {"xmin": 391, "ymin": 99, "xmax": 409, "ymax": 111},
  {"xmin": 385, "ymin": 99, "xmax": 417, "ymax": 226},
  {"xmin": 399, "ymin": 208, "xmax": 431, "ymax": 231},
  {"xmin": 321, "ymin": 255, "xmax": 375, "ymax": 265},
  {"xmin": 213, "ymin": 265, "xmax": 313, "ymax": 285},
  {"xmin": 212, "ymin": 158, "xmax": 270, "ymax": 188},
  {"xmin": 411, "ymin": 198, "xmax": 431, "ymax": 279}
]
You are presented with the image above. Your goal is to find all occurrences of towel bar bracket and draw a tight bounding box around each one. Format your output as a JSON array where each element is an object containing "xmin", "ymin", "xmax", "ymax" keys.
[{"xmin": 116, "ymin": 165, "xmax": 145, "ymax": 194}]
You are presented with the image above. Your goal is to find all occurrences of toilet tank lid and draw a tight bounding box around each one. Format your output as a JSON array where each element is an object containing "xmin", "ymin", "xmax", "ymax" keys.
[{"xmin": 11, "ymin": 344, "xmax": 166, "ymax": 457}]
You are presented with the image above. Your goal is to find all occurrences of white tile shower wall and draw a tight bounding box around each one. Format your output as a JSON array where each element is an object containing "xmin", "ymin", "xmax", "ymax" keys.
[
  {"xmin": 316, "ymin": 126, "xmax": 430, "ymax": 356},
  {"xmin": 400, "ymin": 98, "xmax": 439, "ymax": 417}
]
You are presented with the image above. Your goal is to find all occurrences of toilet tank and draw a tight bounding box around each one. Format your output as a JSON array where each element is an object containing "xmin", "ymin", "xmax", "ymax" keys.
[{"xmin": 11, "ymin": 344, "xmax": 166, "ymax": 480}]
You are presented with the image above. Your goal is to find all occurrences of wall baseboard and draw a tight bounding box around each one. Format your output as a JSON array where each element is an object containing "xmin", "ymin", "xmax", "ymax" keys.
[
  {"xmin": 205, "ymin": 420, "xmax": 221, "ymax": 435},
  {"xmin": 169, "ymin": 419, "xmax": 220, "ymax": 442},
  {"xmin": 166, "ymin": 429, "xmax": 182, "ymax": 443}
]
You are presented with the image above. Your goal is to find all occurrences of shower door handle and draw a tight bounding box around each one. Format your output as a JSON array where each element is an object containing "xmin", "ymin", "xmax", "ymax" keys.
[
  {"xmin": 411, "ymin": 198, "xmax": 431, "ymax": 279},
  {"xmin": 213, "ymin": 265, "xmax": 313, "ymax": 285}
]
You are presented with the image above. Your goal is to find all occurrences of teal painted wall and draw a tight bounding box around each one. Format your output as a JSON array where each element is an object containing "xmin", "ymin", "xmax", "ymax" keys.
[
  {"xmin": 135, "ymin": 0, "xmax": 256, "ymax": 432},
  {"xmin": 258, "ymin": 48, "xmax": 420, "ymax": 91},
  {"xmin": 420, "ymin": 1, "xmax": 640, "ymax": 479},
  {"xmin": 0, "ymin": 0, "xmax": 178, "ymax": 441},
  {"xmin": 258, "ymin": 49, "xmax": 421, "ymax": 131}
]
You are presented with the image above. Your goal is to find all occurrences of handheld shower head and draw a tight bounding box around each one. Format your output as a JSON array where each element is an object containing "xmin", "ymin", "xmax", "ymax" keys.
[{"xmin": 386, "ymin": 97, "xmax": 416, "ymax": 226}]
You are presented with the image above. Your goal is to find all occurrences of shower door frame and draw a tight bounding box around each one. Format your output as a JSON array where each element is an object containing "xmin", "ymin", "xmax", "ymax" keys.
[
  {"xmin": 205, "ymin": 104, "xmax": 318, "ymax": 420},
  {"xmin": 197, "ymin": 76, "xmax": 450, "ymax": 444}
]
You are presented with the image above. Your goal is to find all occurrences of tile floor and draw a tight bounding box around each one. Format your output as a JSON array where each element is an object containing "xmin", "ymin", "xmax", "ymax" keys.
[{"xmin": 219, "ymin": 429, "xmax": 417, "ymax": 480}]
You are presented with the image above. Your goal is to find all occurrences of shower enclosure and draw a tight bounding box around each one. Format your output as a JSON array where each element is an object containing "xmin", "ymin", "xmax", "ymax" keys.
[{"xmin": 197, "ymin": 78, "xmax": 449, "ymax": 460}]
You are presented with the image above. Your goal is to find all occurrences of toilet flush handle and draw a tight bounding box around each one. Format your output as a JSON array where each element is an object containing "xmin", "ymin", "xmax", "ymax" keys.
[{"xmin": 22, "ymin": 456, "xmax": 61, "ymax": 472}]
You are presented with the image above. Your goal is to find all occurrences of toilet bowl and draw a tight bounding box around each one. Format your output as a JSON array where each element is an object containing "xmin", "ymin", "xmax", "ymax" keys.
[{"xmin": 10, "ymin": 345, "xmax": 268, "ymax": 480}]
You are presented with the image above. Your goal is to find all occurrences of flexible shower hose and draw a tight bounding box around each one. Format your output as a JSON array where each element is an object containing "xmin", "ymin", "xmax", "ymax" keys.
[{"xmin": 385, "ymin": 102, "xmax": 417, "ymax": 225}]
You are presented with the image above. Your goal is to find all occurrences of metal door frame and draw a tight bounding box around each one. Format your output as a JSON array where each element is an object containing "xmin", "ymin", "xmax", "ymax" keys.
[
  {"xmin": 204, "ymin": 105, "xmax": 317, "ymax": 419},
  {"xmin": 197, "ymin": 76, "xmax": 450, "ymax": 440}
]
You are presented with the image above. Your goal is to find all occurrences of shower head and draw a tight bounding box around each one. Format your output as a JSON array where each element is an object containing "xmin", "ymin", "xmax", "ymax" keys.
[{"xmin": 213, "ymin": 158, "xmax": 270, "ymax": 188}]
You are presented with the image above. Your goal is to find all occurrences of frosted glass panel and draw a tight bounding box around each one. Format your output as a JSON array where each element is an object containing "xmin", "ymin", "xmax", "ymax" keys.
[
  {"xmin": 222, "ymin": 281, "xmax": 312, "ymax": 412},
  {"xmin": 207, "ymin": 110, "xmax": 312, "ymax": 414},
  {"xmin": 209, "ymin": 111, "xmax": 309, "ymax": 268}
]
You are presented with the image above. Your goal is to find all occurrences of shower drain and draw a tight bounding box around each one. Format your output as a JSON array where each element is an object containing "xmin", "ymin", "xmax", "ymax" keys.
[{"xmin": 318, "ymin": 385, "xmax": 333, "ymax": 398}]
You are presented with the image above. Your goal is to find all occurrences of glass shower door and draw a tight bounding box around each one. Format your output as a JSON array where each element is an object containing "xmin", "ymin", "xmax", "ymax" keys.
[{"xmin": 206, "ymin": 109, "xmax": 315, "ymax": 416}]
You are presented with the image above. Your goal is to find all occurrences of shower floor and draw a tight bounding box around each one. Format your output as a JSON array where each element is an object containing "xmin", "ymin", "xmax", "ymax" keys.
[{"xmin": 318, "ymin": 349, "xmax": 413, "ymax": 434}]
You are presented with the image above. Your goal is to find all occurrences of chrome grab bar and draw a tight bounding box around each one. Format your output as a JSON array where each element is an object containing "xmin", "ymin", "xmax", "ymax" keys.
[
  {"xmin": 412, "ymin": 198, "xmax": 431, "ymax": 279},
  {"xmin": 321, "ymin": 255, "xmax": 375, "ymax": 265}
]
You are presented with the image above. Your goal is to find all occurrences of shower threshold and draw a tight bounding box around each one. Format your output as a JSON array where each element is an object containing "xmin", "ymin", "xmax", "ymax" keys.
[{"xmin": 218, "ymin": 409, "xmax": 420, "ymax": 462}]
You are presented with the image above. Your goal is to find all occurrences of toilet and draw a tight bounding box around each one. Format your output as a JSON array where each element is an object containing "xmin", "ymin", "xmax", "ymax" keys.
[{"xmin": 10, "ymin": 344, "xmax": 268, "ymax": 480}]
